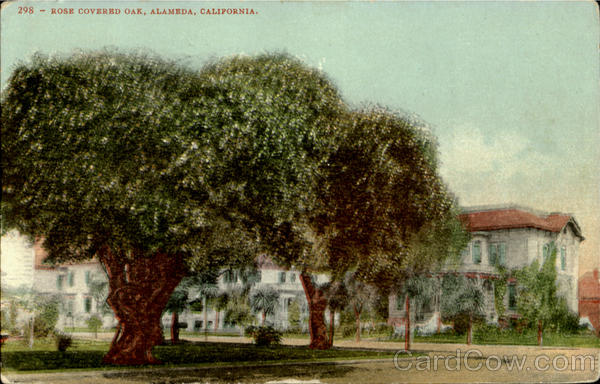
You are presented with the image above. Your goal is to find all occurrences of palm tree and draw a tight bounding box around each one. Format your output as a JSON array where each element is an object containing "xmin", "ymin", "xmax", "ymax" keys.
[
  {"xmin": 325, "ymin": 281, "xmax": 347, "ymax": 346},
  {"xmin": 441, "ymin": 273, "xmax": 484, "ymax": 345},
  {"xmin": 164, "ymin": 288, "xmax": 189, "ymax": 344},
  {"xmin": 250, "ymin": 287, "xmax": 280, "ymax": 325},
  {"xmin": 402, "ymin": 274, "xmax": 436, "ymax": 350}
]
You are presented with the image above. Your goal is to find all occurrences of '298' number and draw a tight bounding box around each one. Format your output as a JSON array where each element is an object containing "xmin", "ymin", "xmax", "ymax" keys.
[{"xmin": 18, "ymin": 6, "xmax": 35, "ymax": 14}]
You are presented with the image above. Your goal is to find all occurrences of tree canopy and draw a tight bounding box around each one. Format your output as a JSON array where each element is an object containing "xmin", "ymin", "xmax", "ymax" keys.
[{"xmin": 1, "ymin": 51, "xmax": 345, "ymax": 271}]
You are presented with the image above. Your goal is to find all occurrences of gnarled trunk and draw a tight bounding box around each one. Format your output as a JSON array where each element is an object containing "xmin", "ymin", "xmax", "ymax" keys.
[
  {"xmin": 299, "ymin": 272, "xmax": 330, "ymax": 349},
  {"xmin": 99, "ymin": 248, "xmax": 186, "ymax": 365}
]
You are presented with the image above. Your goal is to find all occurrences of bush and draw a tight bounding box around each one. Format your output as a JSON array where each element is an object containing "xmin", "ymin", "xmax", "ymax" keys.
[
  {"xmin": 55, "ymin": 333, "xmax": 73, "ymax": 352},
  {"xmin": 86, "ymin": 315, "xmax": 103, "ymax": 337},
  {"xmin": 245, "ymin": 325, "xmax": 282, "ymax": 347}
]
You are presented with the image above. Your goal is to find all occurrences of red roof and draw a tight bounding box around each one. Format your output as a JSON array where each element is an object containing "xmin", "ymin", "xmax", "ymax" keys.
[{"xmin": 459, "ymin": 208, "xmax": 582, "ymax": 238}]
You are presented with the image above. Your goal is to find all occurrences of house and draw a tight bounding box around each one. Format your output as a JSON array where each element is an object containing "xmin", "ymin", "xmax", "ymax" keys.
[
  {"xmin": 579, "ymin": 269, "xmax": 600, "ymax": 335},
  {"xmin": 388, "ymin": 205, "xmax": 584, "ymax": 330},
  {"xmin": 1, "ymin": 231, "xmax": 323, "ymax": 331}
]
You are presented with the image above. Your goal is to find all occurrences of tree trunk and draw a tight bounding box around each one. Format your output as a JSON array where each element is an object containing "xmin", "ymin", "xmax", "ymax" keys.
[
  {"xmin": 328, "ymin": 310, "xmax": 335, "ymax": 347},
  {"xmin": 262, "ymin": 311, "xmax": 266, "ymax": 325},
  {"xmin": 354, "ymin": 304, "xmax": 362, "ymax": 343},
  {"xmin": 467, "ymin": 315, "xmax": 472, "ymax": 345},
  {"xmin": 214, "ymin": 310, "xmax": 220, "ymax": 332},
  {"xmin": 99, "ymin": 248, "xmax": 186, "ymax": 365},
  {"xmin": 537, "ymin": 319, "xmax": 543, "ymax": 346},
  {"xmin": 405, "ymin": 295, "xmax": 410, "ymax": 351},
  {"xmin": 170, "ymin": 311, "xmax": 179, "ymax": 345},
  {"xmin": 299, "ymin": 272, "xmax": 330, "ymax": 349}
]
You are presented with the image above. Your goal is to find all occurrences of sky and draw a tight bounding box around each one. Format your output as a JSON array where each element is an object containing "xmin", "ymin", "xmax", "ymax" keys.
[{"xmin": 1, "ymin": 0, "xmax": 598, "ymax": 275}]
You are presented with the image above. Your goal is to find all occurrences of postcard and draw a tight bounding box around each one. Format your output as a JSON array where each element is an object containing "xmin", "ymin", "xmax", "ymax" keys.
[{"xmin": 1, "ymin": 1, "xmax": 598, "ymax": 383}]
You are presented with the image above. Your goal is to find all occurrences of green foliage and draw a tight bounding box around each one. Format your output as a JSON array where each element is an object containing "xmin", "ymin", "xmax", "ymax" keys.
[
  {"xmin": 224, "ymin": 288, "xmax": 254, "ymax": 328},
  {"xmin": 250, "ymin": 287, "xmax": 280, "ymax": 320},
  {"xmin": 2, "ymin": 51, "xmax": 344, "ymax": 274},
  {"xmin": 493, "ymin": 266, "xmax": 509, "ymax": 319},
  {"xmin": 245, "ymin": 325, "xmax": 283, "ymax": 346},
  {"xmin": 513, "ymin": 242, "xmax": 560, "ymax": 332},
  {"xmin": 305, "ymin": 107, "xmax": 465, "ymax": 288},
  {"xmin": 86, "ymin": 315, "xmax": 103, "ymax": 337},
  {"xmin": 55, "ymin": 332, "xmax": 73, "ymax": 352},
  {"xmin": 164, "ymin": 287, "xmax": 189, "ymax": 314},
  {"xmin": 441, "ymin": 274, "xmax": 485, "ymax": 327},
  {"xmin": 287, "ymin": 298, "xmax": 302, "ymax": 331}
]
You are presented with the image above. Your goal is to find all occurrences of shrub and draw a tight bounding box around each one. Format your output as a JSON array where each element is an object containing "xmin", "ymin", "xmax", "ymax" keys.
[
  {"xmin": 86, "ymin": 315, "xmax": 103, "ymax": 338},
  {"xmin": 245, "ymin": 325, "xmax": 282, "ymax": 347},
  {"xmin": 55, "ymin": 332, "xmax": 73, "ymax": 352}
]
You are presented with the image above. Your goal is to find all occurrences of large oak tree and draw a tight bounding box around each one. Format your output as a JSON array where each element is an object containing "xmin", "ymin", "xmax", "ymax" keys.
[
  {"xmin": 1, "ymin": 51, "xmax": 344, "ymax": 364},
  {"xmin": 264, "ymin": 108, "xmax": 466, "ymax": 349}
]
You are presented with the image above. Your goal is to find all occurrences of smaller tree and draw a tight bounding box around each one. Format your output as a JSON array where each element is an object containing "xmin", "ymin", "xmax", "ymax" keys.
[
  {"xmin": 86, "ymin": 315, "xmax": 103, "ymax": 339},
  {"xmin": 224, "ymin": 288, "xmax": 254, "ymax": 335},
  {"xmin": 287, "ymin": 297, "xmax": 303, "ymax": 332},
  {"xmin": 344, "ymin": 273, "xmax": 378, "ymax": 342},
  {"xmin": 325, "ymin": 281, "xmax": 348, "ymax": 346},
  {"xmin": 400, "ymin": 275, "xmax": 436, "ymax": 350},
  {"xmin": 250, "ymin": 287, "xmax": 280, "ymax": 325},
  {"xmin": 164, "ymin": 287, "xmax": 189, "ymax": 345},
  {"xmin": 441, "ymin": 274, "xmax": 484, "ymax": 345},
  {"xmin": 514, "ymin": 242, "xmax": 562, "ymax": 345}
]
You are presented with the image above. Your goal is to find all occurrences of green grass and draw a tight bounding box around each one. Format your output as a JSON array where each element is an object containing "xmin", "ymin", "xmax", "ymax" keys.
[
  {"xmin": 407, "ymin": 329, "xmax": 600, "ymax": 348},
  {"xmin": 0, "ymin": 340, "xmax": 399, "ymax": 372}
]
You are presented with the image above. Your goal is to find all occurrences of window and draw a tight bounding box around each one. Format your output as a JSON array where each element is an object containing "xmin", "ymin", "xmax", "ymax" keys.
[
  {"xmin": 84, "ymin": 297, "xmax": 92, "ymax": 313},
  {"xmin": 498, "ymin": 243, "xmax": 506, "ymax": 266},
  {"xmin": 290, "ymin": 273, "xmax": 296, "ymax": 283},
  {"xmin": 67, "ymin": 300, "xmax": 74, "ymax": 316},
  {"xmin": 489, "ymin": 243, "xmax": 506, "ymax": 266},
  {"xmin": 255, "ymin": 270, "xmax": 262, "ymax": 282},
  {"xmin": 472, "ymin": 241, "xmax": 481, "ymax": 264},
  {"xmin": 560, "ymin": 247, "xmax": 567, "ymax": 271},
  {"xmin": 542, "ymin": 243, "xmax": 550, "ymax": 263},
  {"xmin": 508, "ymin": 284, "xmax": 517, "ymax": 310},
  {"xmin": 57, "ymin": 275, "xmax": 64, "ymax": 290},
  {"xmin": 279, "ymin": 272, "xmax": 286, "ymax": 284},
  {"xmin": 85, "ymin": 271, "xmax": 91, "ymax": 285},
  {"xmin": 68, "ymin": 271, "xmax": 75, "ymax": 287}
]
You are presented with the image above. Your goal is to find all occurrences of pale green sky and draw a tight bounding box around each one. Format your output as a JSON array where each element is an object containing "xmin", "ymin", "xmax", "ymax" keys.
[{"xmin": 1, "ymin": 0, "xmax": 598, "ymax": 273}]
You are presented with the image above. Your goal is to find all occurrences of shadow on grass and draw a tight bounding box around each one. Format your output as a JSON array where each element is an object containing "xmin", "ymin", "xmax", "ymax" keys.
[
  {"xmin": 1, "ymin": 341, "xmax": 396, "ymax": 371},
  {"xmin": 103, "ymin": 363, "xmax": 363, "ymax": 383}
]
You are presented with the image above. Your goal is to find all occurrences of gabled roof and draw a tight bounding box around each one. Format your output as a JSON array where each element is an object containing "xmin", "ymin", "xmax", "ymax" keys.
[{"xmin": 459, "ymin": 206, "xmax": 584, "ymax": 240}]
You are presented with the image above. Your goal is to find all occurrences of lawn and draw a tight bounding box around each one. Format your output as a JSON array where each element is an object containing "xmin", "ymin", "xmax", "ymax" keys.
[
  {"xmin": 407, "ymin": 329, "xmax": 600, "ymax": 348},
  {"xmin": 0, "ymin": 340, "xmax": 399, "ymax": 372}
]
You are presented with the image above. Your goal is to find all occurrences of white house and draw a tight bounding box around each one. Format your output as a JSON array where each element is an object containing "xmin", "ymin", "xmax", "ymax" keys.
[{"xmin": 388, "ymin": 205, "xmax": 584, "ymax": 329}]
